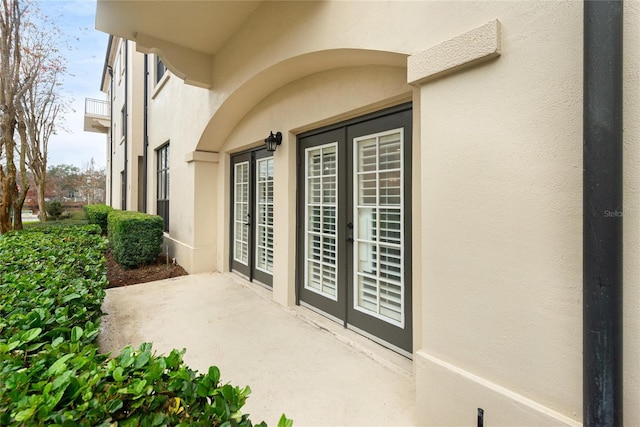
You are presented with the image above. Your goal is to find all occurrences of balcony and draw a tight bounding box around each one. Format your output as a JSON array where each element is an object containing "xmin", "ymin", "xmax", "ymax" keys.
[
  {"xmin": 84, "ymin": 98, "xmax": 110, "ymax": 133},
  {"xmin": 96, "ymin": 1, "xmax": 263, "ymax": 88}
]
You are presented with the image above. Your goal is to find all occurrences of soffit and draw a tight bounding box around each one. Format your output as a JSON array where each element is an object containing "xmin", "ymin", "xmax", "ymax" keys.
[{"xmin": 95, "ymin": 0, "xmax": 262, "ymax": 56}]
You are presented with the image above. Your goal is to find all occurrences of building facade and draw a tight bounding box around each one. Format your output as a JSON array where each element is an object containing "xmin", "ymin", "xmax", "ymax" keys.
[{"xmin": 86, "ymin": 1, "xmax": 639, "ymax": 425}]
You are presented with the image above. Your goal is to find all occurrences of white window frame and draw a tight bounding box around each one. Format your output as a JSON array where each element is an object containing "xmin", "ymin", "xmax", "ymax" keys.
[
  {"xmin": 255, "ymin": 157, "xmax": 274, "ymax": 274},
  {"xmin": 233, "ymin": 161, "xmax": 250, "ymax": 265},
  {"xmin": 304, "ymin": 142, "xmax": 339, "ymax": 301},
  {"xmin": 352, "ymin": 128, "xmax": 405, "ymax": 328}
]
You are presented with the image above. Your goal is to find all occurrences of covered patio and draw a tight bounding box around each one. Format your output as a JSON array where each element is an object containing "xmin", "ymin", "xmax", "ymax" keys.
[{"xmin": 98, "ymin": 273, "xmax": 416, "ymax": 426}]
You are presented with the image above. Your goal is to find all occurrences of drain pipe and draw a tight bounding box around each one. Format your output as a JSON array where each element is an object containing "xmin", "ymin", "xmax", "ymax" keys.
[
  {"xmin": 583, "ymin": 1, "xmax": 623, "ymax": 426},
  {"xmin": 108, "ymin": 64, "xmax": 114, "ymax": 206},
  {"xmin": 123, "ymin": 40, "xmax": 128, "ymax": 210},
  {"xmin": 142, "ymin": 53, "xmax": 149, "ymax": 213}
]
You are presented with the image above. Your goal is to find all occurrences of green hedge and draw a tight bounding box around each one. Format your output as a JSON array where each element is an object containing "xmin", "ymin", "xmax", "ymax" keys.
[
  {"xmin": 0, "ymin": 226, "xmax": 290, "ymax": 426},
  {"xmin": 84, "ymin": 204, "xmax": 113, "ymax": 235},
  {"xmin": 108, "ymin": 210, "xmax": 163, "ymax": 268}
]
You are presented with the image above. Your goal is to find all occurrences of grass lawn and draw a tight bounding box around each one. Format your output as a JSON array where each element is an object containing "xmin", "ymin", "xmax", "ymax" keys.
[{"xmin": 23, "ymin": 210, "xmax": 89, "ymax": 229}]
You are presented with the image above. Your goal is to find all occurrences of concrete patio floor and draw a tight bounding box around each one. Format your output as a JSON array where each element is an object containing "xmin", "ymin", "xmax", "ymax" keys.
[{"xmin": 98, "ymin": 272, "xmax": 416, "ymax": 427}]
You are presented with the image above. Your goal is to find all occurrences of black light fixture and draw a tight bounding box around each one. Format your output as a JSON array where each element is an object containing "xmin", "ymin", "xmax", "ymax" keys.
[{"xmin": 264, "ymin": 131, "xmax": 282, "ymax": 152}]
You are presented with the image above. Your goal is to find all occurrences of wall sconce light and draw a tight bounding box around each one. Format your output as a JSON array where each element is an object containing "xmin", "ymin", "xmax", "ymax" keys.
[{"xmin": 264, "ymin": 131, "xmax": 282, "ymax": 152}]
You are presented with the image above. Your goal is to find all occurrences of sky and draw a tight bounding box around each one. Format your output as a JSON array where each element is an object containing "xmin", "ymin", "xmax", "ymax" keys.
[{"xmin": 38, "ymin": 0, "xmax": 109, "ymax": 169}]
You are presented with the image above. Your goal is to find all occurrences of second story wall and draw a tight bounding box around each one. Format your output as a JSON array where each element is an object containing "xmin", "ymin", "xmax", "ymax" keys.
[
  {"xmin": 104, "ymin": 38, "xmax": 145, "ymax": 212},
  {"xmin": 145, "ymin": 53, "xmax": 212, "ymax": 244}
]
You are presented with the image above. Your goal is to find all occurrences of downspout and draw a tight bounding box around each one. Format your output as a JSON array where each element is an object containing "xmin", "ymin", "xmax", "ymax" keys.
[
  {"xmin": 583, "ymin": 1, "xmax": 623, "ymax": 426},
  {"xmin": 108, "ymin": 65, "xmax": 114, "ymax": 206},
  {"xmin": 142, "ymin": 54, "xmax": 149, "ymax": 213},
  {"xmin": 123, "ymin": 40, "xmax": 128, "ymax": 210}
]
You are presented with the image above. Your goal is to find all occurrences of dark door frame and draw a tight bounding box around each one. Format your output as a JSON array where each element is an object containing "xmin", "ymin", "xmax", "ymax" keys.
[
  {"xmin": 296, "ymin": 102, "xmax": 413, "ymax": 353},
  {"xmin": 229, "ymin": 147, "xmax": 274, "ymax": 288}
]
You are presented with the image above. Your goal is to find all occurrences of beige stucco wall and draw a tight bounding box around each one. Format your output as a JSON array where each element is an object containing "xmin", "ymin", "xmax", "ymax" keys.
[
  {"xmin": 409, "ymin": 1, "xmax": 639, "ymax": 425},
  {"xmin": 200, "ymin": 1, "xmax": 637, "ymax": 425},
  {"xmin": 105, "ymin": 40, "xmax": 145, "ymax": 213},
  {"xmin": 127, "ymin": 45, "xmax": 144, "ymax": 212},
  {"xmin": 145, "ymin": 57, "xmax": 215, "ymax": 272},
  {"xmin": 196, "ymin": 0, "xmax": 508, "ymax": 153},
  {"xmin": 107, "ymin": 38, "xmax": 127, "ymax": 210},
  {"xmin": 99, "ymin": 1, "xmax": 639, "ymax": 425},
  {"xmin": 216, "ymin": 65, "xmax": 412, "ymax": 307},
  {"xmin": 414, "ymin": 2, "xmax": 584, "ymax": 424}
]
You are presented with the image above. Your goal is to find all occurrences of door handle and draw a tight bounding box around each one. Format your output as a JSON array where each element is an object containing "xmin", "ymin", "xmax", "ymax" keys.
[{"xmin": 346, "ymin": 236, "xmax": 354, "ymax": 242}]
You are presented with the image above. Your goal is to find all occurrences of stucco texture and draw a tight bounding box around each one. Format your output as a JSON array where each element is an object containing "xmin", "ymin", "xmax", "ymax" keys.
[
  {"xmin": 415, "ymin": 1, "xmax": 583, "ymax": 424},
  {"xmin": 96, "ymin": 1, "xmax": 639, "ymax": 425}
]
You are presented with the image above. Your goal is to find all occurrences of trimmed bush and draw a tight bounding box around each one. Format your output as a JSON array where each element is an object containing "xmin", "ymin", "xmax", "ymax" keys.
[
  {"xmin": 46, "ymin": 200, "xmax": 64, "ymax": 220},
  {"xmin": 108, "ymin": 210, "xmax": 164, "ymax": 268},
  {"xmin": 0, "ymin": 226, "xmax": 290, "ymax": 426},
  {"xmin": 84, "ymin": 204, "xmax": 113, "ymax": 234}
]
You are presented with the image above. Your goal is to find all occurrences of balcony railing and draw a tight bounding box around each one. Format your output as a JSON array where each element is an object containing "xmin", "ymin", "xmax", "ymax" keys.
[
  {"xmin": 84, "ymin": 98, "xmax": 110, "ymax": 133},
  {"xmin": 85, "ymin": 98, "xmax": 110, "ymax": 117}
]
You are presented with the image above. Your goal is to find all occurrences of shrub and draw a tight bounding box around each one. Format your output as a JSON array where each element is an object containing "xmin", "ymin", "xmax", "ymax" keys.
[
  {"xmin": 0, "ymin": 226, "xmax": 290, "ymax": 426},
  {"xmin": 45, "ymin": 200, "xmax": 64, "ymax": 220},
  {"xmin": 84, "ymin": 204, "xmax": 113, "ymax": 234},
  {"xmin": 108, "ymin": 210, "xmax": 163, "ymax": 268}
]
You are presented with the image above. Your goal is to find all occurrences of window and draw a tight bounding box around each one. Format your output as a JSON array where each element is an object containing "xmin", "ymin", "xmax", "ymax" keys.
[
  {"xmin": 156, "ymin": 56, "xmax": 167, "ymax": 84},
  {"xmin": 157, "ymin": 143, "xmax": 170, "ymax": 232},
  {"xmin": 120, "ymin": 106, "xmax": 126, "ymax": 140},
  {"xmin": 118, "ymin": 41, "xmax": 125, "ymax": 77}
]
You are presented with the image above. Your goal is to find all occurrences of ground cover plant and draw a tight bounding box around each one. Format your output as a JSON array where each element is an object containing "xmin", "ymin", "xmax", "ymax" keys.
[
  {"xmin": 0, "ymin": 225, "xmax": 290, "ymax": 426},
  {"xmin": 25, "ymin": 208, "xmax": 186, "ymax": 286}
]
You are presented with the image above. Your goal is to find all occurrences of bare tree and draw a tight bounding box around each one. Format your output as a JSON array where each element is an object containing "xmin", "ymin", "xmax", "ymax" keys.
[
  {"xmin": 0, "ymin": 0, "xmax": 47, "ymax": 231},
  {"xmin": 0, "ymin": 0, "xmax": 29, "ymax": 232},
  {"xmin": 17, "ymin": 17, "xmax": 67, "ymax": 222},
  {"xmin": 0, "ymin": 0, "xmax": 69, "ymax": 230}
]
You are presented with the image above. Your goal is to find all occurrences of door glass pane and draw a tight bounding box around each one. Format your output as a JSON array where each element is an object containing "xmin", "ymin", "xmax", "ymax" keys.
[
  {"xmin": 379, "ymin": 133, "xmax": 401, "ymax": 170},
  {"xmin": 357, "ymin": 208, "xmax": 376, "ymax": 241},
  {"xmin": 358, "ymin": 173, "xmax": 377, "ymax": 205},
  {"xmin": 379, "ymin": 208, "xmax": 401, "ymax": 244},
  {"xmin": 256, "ymin": 158, "xmax": 274, "ymax": 274},
  {"xmin": 305, "ymin": 143, "xmax": 338, "ymax": 300},
  {"xmin": 357, "ymin": 242, "xmax": 377, "ymax": 276},
  {"xmin": 379, "ymin": 171, "xmax": 401, "ymax": 205},
  {"xmin": 233, "ymin": 162, "xmax": 249, "ymax": 265},
  {"xmin": 357, "ymin": 275, "xmax": 378, "ymax": 312},
  {"xmin": 358, "ymin": 137, "xmax": 377, "ymax": 172},
  {"xmin": 354, "ymin": 129, "xmax": 404, "ymax": 327}
]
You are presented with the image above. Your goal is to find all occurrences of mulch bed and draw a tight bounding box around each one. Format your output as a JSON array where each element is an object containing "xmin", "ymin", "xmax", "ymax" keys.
[{"xmin": 105, "ymin": 249, "xmax": 188, "ymax": 288}]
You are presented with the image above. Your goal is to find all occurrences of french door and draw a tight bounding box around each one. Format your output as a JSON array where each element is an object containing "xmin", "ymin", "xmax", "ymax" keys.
[
  {"xmin": 230, "ymin": 149, "xmax": 274, "ymax": 287},
  {"xmin": 297, "ymin": 104, "xmax": 412, "ymax": 354}
]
